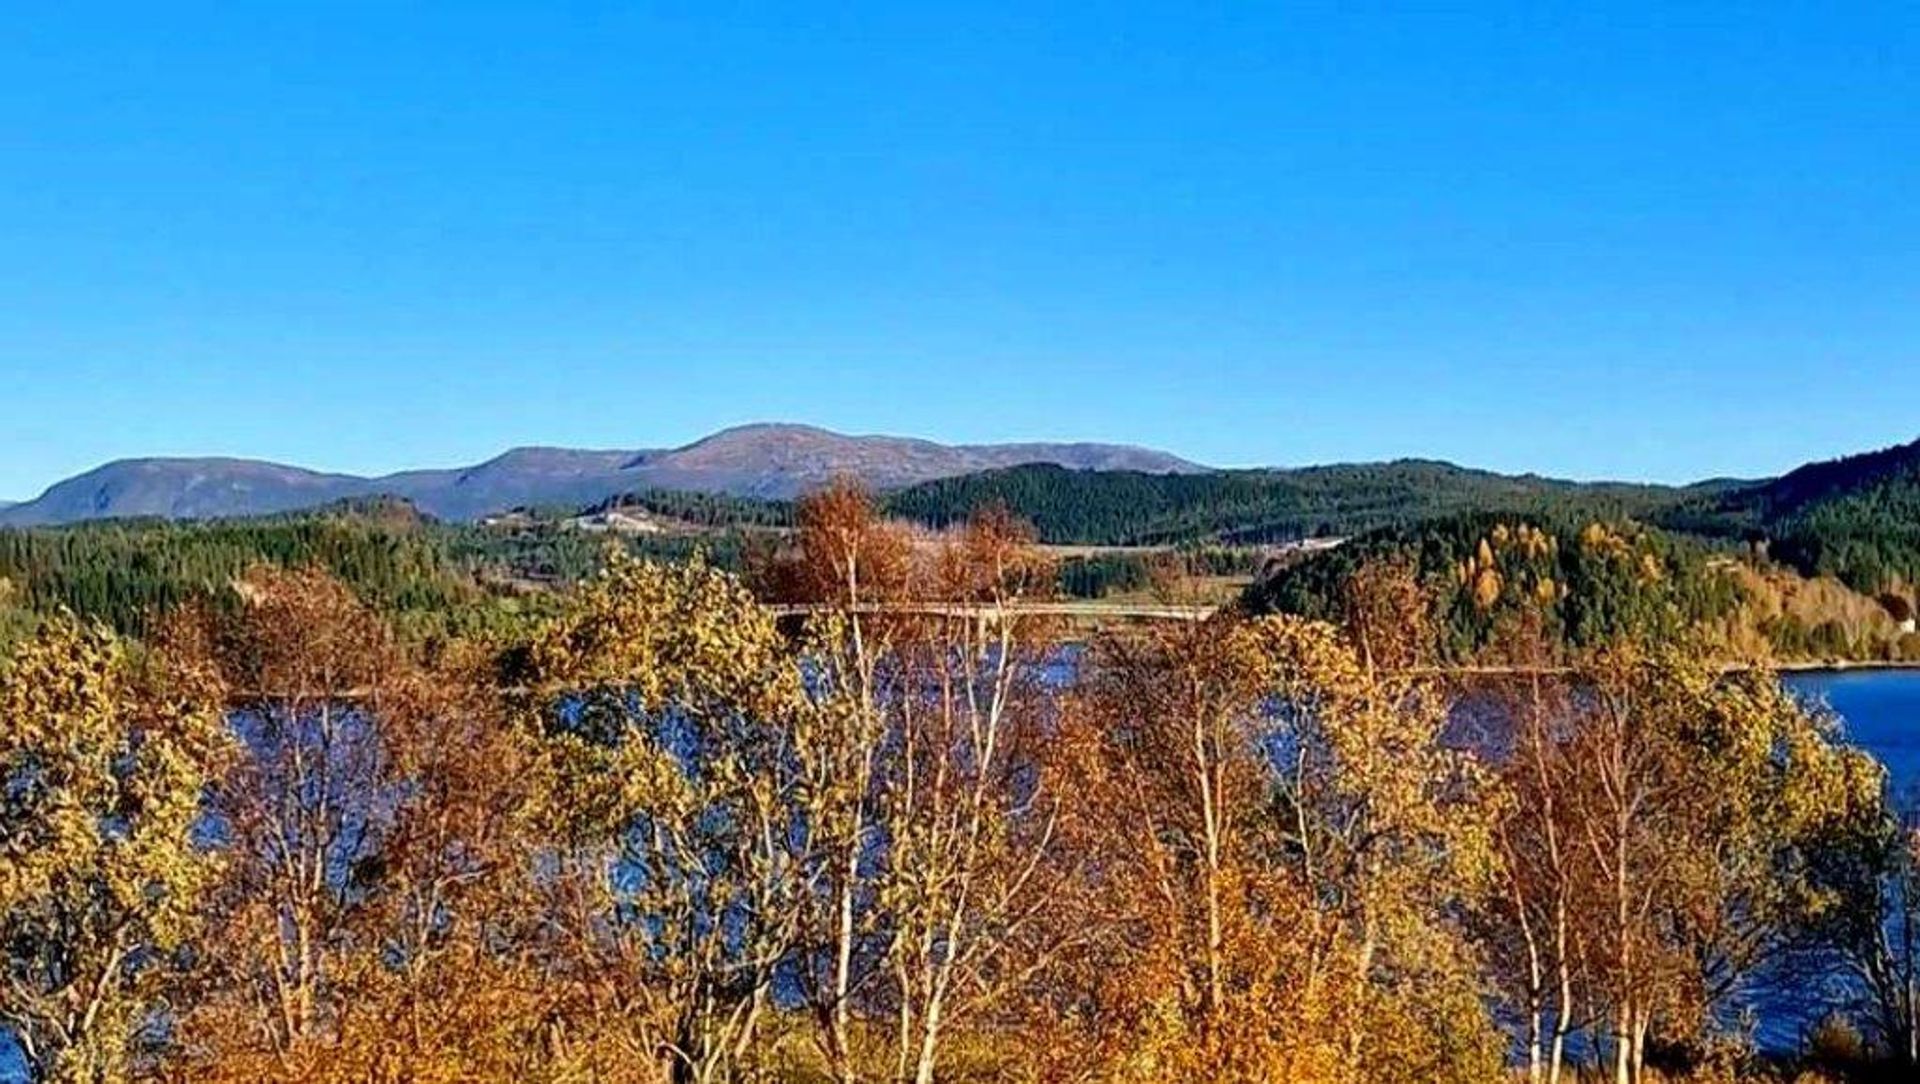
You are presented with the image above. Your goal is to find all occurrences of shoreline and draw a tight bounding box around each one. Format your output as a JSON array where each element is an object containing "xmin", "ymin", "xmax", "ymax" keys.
[{"xmin": 1772, "ymin": 658, "xmax": 1920, "ymax": 675}]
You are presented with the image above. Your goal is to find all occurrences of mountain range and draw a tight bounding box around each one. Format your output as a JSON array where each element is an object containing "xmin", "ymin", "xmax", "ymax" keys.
[{"xmin": 0, "ymin": 424, "xmax": 1204, "ymax": 526}]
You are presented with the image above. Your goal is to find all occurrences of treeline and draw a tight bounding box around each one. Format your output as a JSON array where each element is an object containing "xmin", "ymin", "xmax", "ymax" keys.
[
  {"xmin": 2, "ymin": 484, "xmax": 1915, "ymax": 1083},
  {"xmin": 0, "ymin": 509, "xmax": 480, "ymax": 637},
  {"xmin": 580, "ymin": 487, "xmax": 795, "ymax": 528},
  {"xmin": 883, "ymin": 461, "xmax": 1696, "ymax": 545},
  {"xmin": 0, "ymin": 503, "xmax": 1248, "ymax": 643},
  {"xmin": 0, "ymin": 506, "xmax": 768, "ymax": 649},
  {"xmin": 1056, "ymin": 545, "xmax": 1261, "ymax": 599},
  {"xmin": 444, "ymin": 518, "xmax": 759, "ymax": 588},
  {"xmin": 1766, "ymin": 485, "xmax": 1920, "ymax": 596},
  {"xmin": 891, "ymin": 437, "xmax": 1920, "ymax": 600}
]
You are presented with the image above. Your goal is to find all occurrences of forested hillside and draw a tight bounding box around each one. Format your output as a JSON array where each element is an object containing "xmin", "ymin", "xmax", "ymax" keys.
[
  {"xmin": 0, "ymin": 498, "xmax": 766, "ymax": 645},
  {"xmin": 1657, "ymin": 435, "xmax": 1920, "ymax": 593},
  {"xmin": 0, "ymin": 502, "xmax": 499, "ymax": 643},
  {"xmin": 580, "ymin": 487, "xmax": 794, "ymax": 528},
  {"xmin": 1246, "ymin": 513, "xmax": 1749, "ymax": 661},
  {"xmin": 884, "ymin": 461, "xmax": 1703, "ymax": 545},
  {"xmin": 1248, "ymin": 510, "xmax": 1920, "ymax": 665},
  {"xmin": 1242, "ymin": 437, "xmax": 1920, "ymax": 663}
]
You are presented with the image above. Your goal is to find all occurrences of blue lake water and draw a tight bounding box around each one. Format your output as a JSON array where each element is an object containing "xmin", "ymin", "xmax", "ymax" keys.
[
  {"xmin": 1785, "ymin": 668, "xmax": 1920, "ymax": 794},
  {"xmin": 1755, "ymin": 669, "xmax": 1920, "ymax": 1051}
]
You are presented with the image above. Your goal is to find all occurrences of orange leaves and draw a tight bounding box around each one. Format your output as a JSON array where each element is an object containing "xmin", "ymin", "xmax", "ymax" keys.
[
  {"xmin": 786, "ymin": 476, "xmax": 915, "ymax": 606},
  {"xmin": 1047, "ymin": 613, "xmax": 1501, "ymax": 1083},
  {"xmin": 13, "ymin": 530, "xmax": 1889, "ymax": 1081}
]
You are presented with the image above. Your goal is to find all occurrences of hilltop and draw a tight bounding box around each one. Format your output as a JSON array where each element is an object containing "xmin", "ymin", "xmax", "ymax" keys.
[{"xmin": 0, "ymin": 423, "xmax": 1202, "ymax": 526}]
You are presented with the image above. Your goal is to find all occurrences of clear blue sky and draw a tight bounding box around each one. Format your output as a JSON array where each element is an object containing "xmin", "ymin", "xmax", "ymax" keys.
[{"xmin": 4, "ymin": 3, "xmax": 1917, "ymax": 498}]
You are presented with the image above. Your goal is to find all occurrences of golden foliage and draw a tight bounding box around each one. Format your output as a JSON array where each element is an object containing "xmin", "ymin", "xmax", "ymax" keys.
[
  {"xmin": 1, "ymin": 541, "xmax": 1901, "ymax": 1083},
  {"xmin": 0, "ymin": 617, "xmax": 230, "ymax": 1081},
  {"xmin": 1038, "ymin": 612, "xmax": 1501, "ymax": 1084}
]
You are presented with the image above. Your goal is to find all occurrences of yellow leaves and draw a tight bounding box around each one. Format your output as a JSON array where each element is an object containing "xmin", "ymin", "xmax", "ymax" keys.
[
  {"xmin": 1336, "ymin": 557, "xmax": 1432, "ymax": 671},
  {"xmin": 1541, "ymin": 647, "xmax": 1890, "ymax": 1065},
  {"xmin": 1513, "ymin": 522, "xmax": 1557, "ymax": 560},
  {"xmin": 1070, "ymin": 612, "xmax": 1501, "ymax": 1083},
  {"xmin": 0, "ymin": 616, "xmax": 230, "ymax": 1077},
  {"xmin": 1, "ymin": 619, "xmax": 215, "ymax": 921},
  {"xmin": 1577, "ymin": 520, "xmax": 1641, "ymax": 564},
  {"xmin": 1449, "ymin": 525, "xmax": 1562, "ymax": 622},
  {"xmin": 530, "ymin": 549, "xmax": 793, "ymax": 715},
  {"xmin": 511, "ymin": 550, "xmax": 820, "ymax": 1076},
  {"xmin": 1640, "ymin": 550, "xmax": 1666, "ymax": 583},
  {"xmin": 1472, "ymin": 566, "xmax": 1504, "ymax": 610}
]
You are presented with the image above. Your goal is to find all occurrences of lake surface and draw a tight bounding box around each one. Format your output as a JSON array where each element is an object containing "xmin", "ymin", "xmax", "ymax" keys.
[
  {"xmin": 1748, "ymin": 670, "xmax": 1920, "ymax": 1050},
  {"xmin": 1784, "ymin": 669, "xmax": 1920, "ymax": 794}
]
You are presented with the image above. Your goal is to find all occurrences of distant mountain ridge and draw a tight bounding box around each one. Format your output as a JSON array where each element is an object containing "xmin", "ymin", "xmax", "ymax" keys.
[{"xmin": 0, "ymin": 424, "xmax": 1204, "ymax": 527}]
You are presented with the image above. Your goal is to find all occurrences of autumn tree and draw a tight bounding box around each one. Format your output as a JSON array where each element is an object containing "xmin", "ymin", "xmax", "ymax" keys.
[
  {"xmin": 1248, "ymin": 616, "xmax": 1502, "ymax": 1083},
  {"xmin": 1809, "ymin": 786, "xmax": 1920, "ymax": 1068},
  {"xmin": 168, "ymin": 566, "xmax": 415, "ymax": 1070},
  {"xmin": 0, "ymin": 618, "xmax": 229, "ymax": 1082},
  {"xmin": 1489, "ymin": 685, "xmax": 1585, "ymax": 1084},
  {"xmin": 765, "ymin": 486, "xmax": 1073, "ymax": 1083},
  {"xmin": 1561, "ymin": 647, "xmax": 1880, "ymax": 1083},
  {"xmin": 170, "ymin": 568, "xmax": 565, "ymax": 1083},
  {"xmin": 1046, "ymin": 611, "xmax": 1500, "ymax": 1084},
  {"xmin": 228, "ymin": 637, "xmax": 543, "ymax": 1084},
  {"xmin": 759, "ymin": 480, "xmax": 911, "ymax": 1083},
  {"xmin": 513, "ymin": 551, "xmax": 812, "ymax": 1084},
  {"xmin": 761, "ymin": 475, "xmax": 913, "ymax": 612},
  {"xmin": 1056, "ymin": 618, "xmax": 1309, "ymax": 1079},
  {"xmin": 874, "ymin": 505, "xmax": 1068, "ymax": 1084},
  {"xmin": 1337, "ymin": 554, "xmax": 1433, "ymax": 672}
]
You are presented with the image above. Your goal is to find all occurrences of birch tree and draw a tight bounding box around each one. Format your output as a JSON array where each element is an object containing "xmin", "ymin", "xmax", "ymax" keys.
[
  {"xmin": 1565, "ymin": 648, "xmax": 1879, "ymax": 1083},
  {"xmin": 0, "ymin": 618, "xmax": 229, "ymax": 1082},
  {"xmin": 877, "ymin": 506, "xmax": 1067, "ymax": 1084},
  {"xmin": 516, "ymin": 551, "xmax": 811, "ymax": 1084}
]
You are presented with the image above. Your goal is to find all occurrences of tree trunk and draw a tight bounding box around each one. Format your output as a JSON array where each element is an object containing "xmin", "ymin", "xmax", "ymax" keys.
[
  {"xmin": 1612, "ymin": 1001, "xmax": 1632, "ymax": 1084},
  {"xmin": 833, "ymin": 848, "xmax": 859, "ymax": 1084},
  {"xmin": 912, "ymin": 992, "xmax": 945, "ymax": 1084},
  {"xmin": 1630, "ymin": 1006, "xmax": 1650, "ymax": 1084},
  {"xmin": 1548, "ymin": 893, "xmax": 1571, "ymax": 1084}
]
